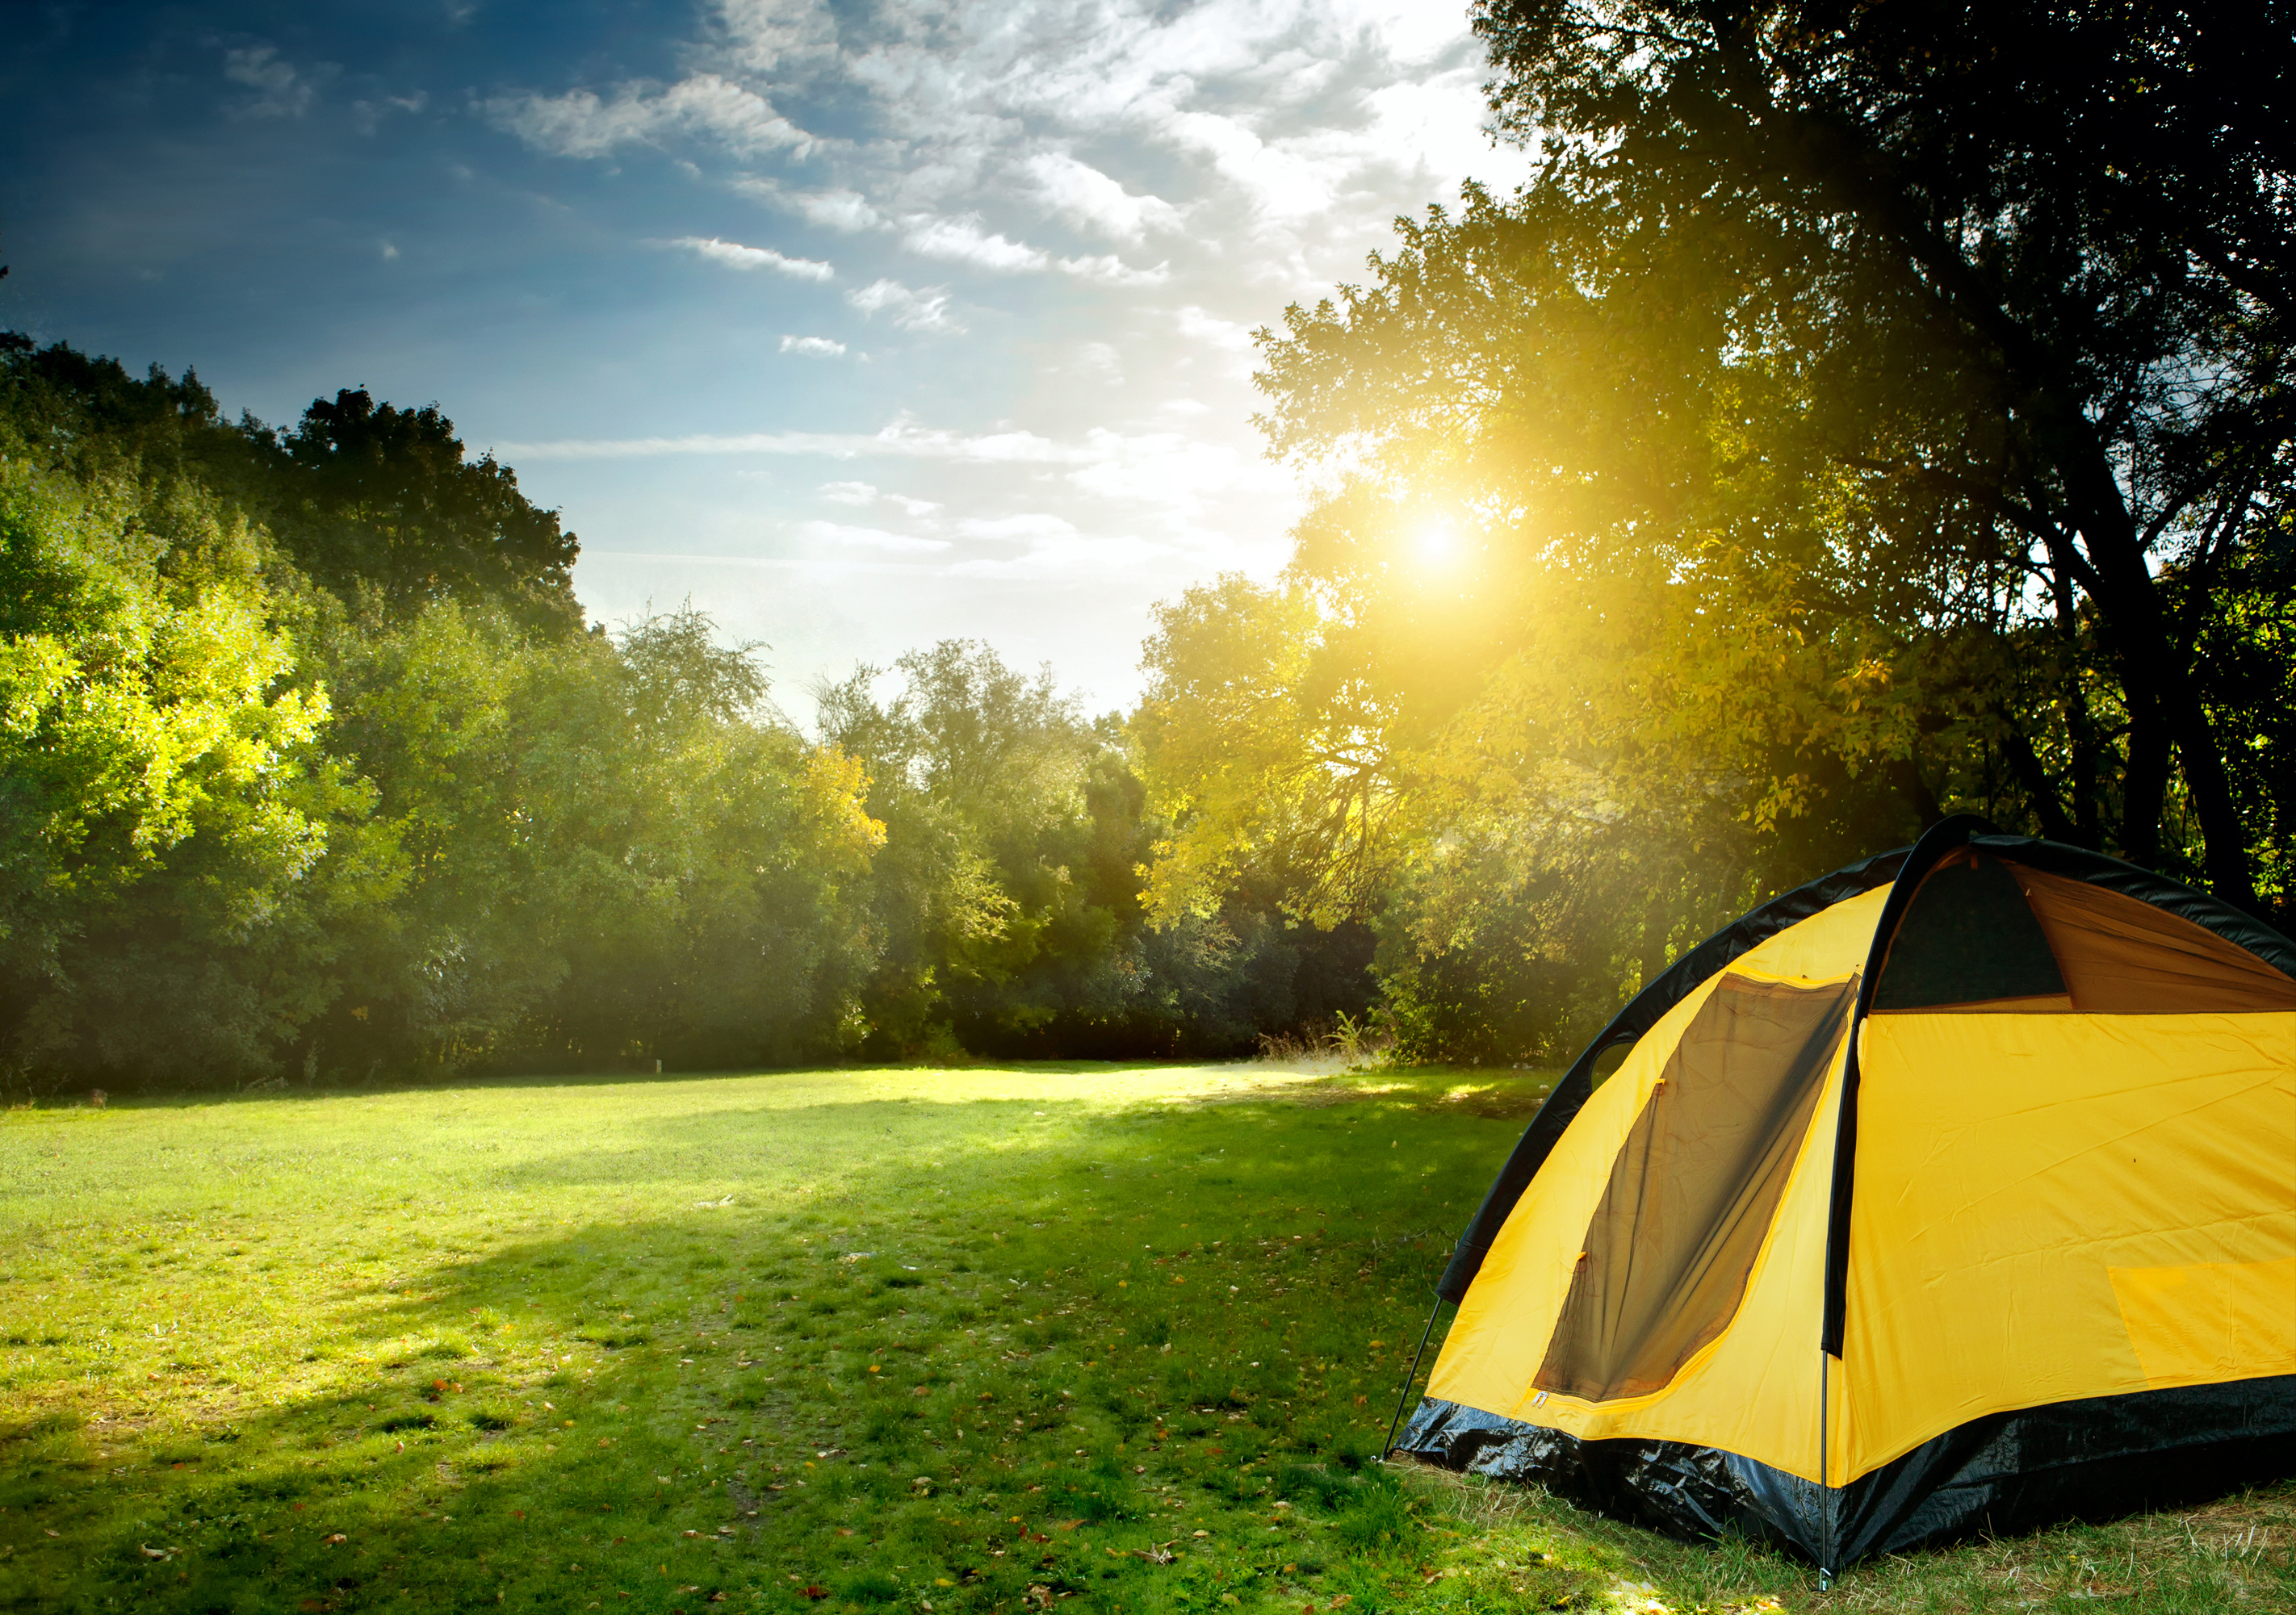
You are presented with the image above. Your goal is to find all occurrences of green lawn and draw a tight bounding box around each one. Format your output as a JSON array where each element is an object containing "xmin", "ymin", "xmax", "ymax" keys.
[{"xmin": 2, "ymin": 1063, "xmax": 2288, "ymax": 1615}]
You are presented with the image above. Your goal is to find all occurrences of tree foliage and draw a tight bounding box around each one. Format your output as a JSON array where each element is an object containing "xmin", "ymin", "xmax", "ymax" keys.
[
  {"xmin": 0, "ymin": 338, "xmax": 1366, "ymax": 1091},
  {"xmin": 265, "ymin": 388, "xmax": 584, "ymax": 634},
  {"xmin": 1138, "ymin": 0, "xmax": 2293, "ymax": 1060},
  {"xmin": 823, "ymin": 639, "xmax": 1374, "ymax": 1061}
]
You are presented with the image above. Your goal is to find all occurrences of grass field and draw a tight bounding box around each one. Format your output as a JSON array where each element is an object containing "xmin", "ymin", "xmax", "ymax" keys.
[{"xmin": 1, "ymin": 1061, "xmax": 2288, "ymax": 1615}]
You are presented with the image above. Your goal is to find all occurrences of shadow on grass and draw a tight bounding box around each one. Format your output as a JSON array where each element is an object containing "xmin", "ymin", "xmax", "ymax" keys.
[{"xmin": 0, "ymin": 1086, "xmax": 1517, "ymax": 1615}]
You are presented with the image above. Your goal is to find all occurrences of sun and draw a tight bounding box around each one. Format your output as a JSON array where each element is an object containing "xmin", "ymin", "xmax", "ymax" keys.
[{"xmin": 1414, "ymin": 518, "xmax": 1458, "ymax": 567}]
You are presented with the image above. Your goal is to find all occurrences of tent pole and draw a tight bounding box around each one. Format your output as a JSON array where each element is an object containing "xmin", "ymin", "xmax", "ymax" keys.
[
  {"xmin": 1381, "ymin": 1294, "xmax": 1448, "ymax": 1460},
  {"xmin": 1819, "ymin": 1350, "xmax": 1833, "ymax": 1588}
]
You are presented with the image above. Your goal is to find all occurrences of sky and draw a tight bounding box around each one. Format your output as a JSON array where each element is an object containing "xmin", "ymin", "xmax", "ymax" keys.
[{"xmin": 1, "ymin": 0, "xmax": 1531, "ymax": 716}]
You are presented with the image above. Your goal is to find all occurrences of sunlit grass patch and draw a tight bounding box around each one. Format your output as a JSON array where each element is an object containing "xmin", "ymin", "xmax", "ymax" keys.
[{"xmin": 1, "ymin": 1062, "xmax": 2289, "ymax": 1613}]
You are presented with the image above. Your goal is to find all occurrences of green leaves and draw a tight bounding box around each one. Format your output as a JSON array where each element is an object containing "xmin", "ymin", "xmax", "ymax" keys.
[
  {"xmin": 0, "ymin": 369, "xmax": 890, "ymax": 1085},
  {"xmin": 1144, "ymin": 0, "xmax": 2296, "ymax": 1062}
]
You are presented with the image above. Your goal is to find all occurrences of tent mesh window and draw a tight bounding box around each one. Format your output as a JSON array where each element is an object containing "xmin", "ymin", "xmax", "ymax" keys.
[
  {"xmin": 1871, "ymin": 849, "xmax": 2296, "ymax": 1015},
  {"xmin": 1872, "ymin": 849, "xmax": 2068, "ymax": 1011},
  {"xmin": 1534, "ymin": 972, "xmax": 1856, "ymax": 1404}
]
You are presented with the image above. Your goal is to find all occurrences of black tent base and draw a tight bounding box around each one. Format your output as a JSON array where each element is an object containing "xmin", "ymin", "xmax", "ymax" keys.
[{"xmin": 1397, "ymin": 1375, "xmax": 2296, "ymax": 1571}]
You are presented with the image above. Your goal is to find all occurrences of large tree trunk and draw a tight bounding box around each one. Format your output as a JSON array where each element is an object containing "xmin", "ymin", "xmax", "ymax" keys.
[
  {"xmin": 1728, "ymin": 52, "xmax": 2264, "ymax": 910},
  {"xmin": 2051, "ymin": 415, "xmax": 2260, "ymax": 909}
]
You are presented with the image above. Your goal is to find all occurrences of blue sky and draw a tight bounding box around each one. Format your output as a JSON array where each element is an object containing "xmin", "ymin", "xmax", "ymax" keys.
[{"xmin": 2, "ymin": 0, "xmax": 1528, "ymax": 714}]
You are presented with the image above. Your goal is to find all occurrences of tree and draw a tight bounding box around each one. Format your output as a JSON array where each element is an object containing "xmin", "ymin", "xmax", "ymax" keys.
[
  {"xmin": 0, "ymin": 441, "xmax": 372, "ymax": 1084},
  {"xmin": 265, "ymin": 389, "xmax": 584, "ymax": 634},
  {"xmin": 0, "ymin": 341, "xmax": 587, "ymax": 637},
  {"xmin": 306, "ymin": 601, "xmax": 884, "ymax": 1074},
  {"xmin": 1134, "ymin": 574, "xmax": 1412, "ymax": 930},
  {"xmin": 819, "ymin": 639, "xmax": 1375, "ymax": 1058},
  {"xmin": 1250, "ymin": 0, "xmax": 2291, "ymax": 923},
  {"xmin": 2, "ymin": 333, "xmax": 887, "ymax": 1087}
]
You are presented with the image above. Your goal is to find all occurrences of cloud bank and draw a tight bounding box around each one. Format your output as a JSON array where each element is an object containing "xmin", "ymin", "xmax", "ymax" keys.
[{"xmin": 477, "ymin": 0, "xmax": 1529, "ymax": 702}]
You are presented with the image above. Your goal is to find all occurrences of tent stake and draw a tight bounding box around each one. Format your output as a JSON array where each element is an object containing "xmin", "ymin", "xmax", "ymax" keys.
[{"xmin": 1381, "ymin": 1294, "xmax": 1448, "ymax": 1459}]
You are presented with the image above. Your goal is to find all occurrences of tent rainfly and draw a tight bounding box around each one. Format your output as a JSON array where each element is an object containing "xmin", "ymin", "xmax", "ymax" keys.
[{"xmin": 1396, "ymin": 817, "xmax": 2296, "ymax": 1575}]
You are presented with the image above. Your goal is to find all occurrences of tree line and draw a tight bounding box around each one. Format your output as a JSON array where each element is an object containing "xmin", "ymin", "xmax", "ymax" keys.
[
  {"xmin": 6, "ymin": 0, "xmax": 2287, "ymax": 1090},
  {"xmin": 0, "ymin": 339, "xmax": 1370, "ymax": 1094}
]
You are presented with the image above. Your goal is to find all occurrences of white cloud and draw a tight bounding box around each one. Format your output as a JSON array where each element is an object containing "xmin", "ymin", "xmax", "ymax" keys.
[
  {"xmin": 902, "ymin": 215, "xmax": 1048, "ymax": 274},
  {"xmin": 1055, "ymin": 253, "xmax": 1168, "ymax": 287},
  {"xmin": 780, "ymin": 334, "xmax": 849, "ymax": 355},
  {"xmin": 900, "ymin": 214, "xmax": 1166, "ymax": 284},
  {"xmin": 1173, "ymin": 304, "xmax": 1257, "ymax": 373},
  {"xmin": 844, "ymin": 278, "xmax": 962, "ymax": 333},
  {"xmin": 496, "ymin": 418, "xmax": 1270, "ymax": 500},
  {"xmin": 739, "ymin": 181, "xmax": 883, "ymax": 232},
  {"xmin": 223, "ymin": 44, "xmax": 320, "ymax": 119},
  {"xmin": 666, "ymin": 236, "xmax": 836, "ymax": 281},
  {"xmin": 486, "ymin": 73, "xmax": 814, "ymax": 159},
  {"xmin": 714, "ymin": 0, "xmax": 840, "ymax": 75},
  {"xmin": 488, "ymin": 87, "xmax": 649, "ymax": 157},
  {"xmin": 1024, "ymin": 153, "xmax": 1181, "ymax": 243},
  {"xmin": 658, "ymin": 73, "xmax": 816, "ymax": 154},
  {"xmin": 1148, "ymin": 104, "xmax": 1341, "ymax": 224},
  {"xmin": 1174, "ymin": 306, "xmax": 1255, "ymax": 349}
]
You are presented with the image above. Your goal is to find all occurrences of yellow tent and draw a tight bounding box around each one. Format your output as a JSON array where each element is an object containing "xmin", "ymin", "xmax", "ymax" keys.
[{"xmin": 1397, "ymin": 818, "xmax": 2295, "ymax": 1572}]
